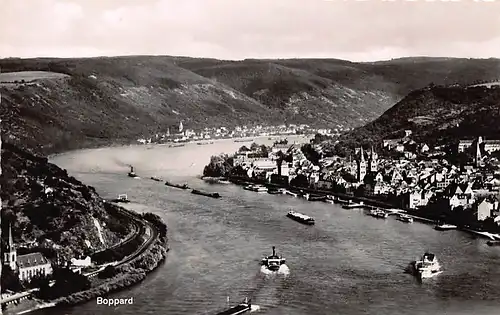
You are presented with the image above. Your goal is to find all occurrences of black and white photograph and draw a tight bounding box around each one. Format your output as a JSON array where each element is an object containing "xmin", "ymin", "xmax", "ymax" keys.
[{"xmin": 1, "ymin": 0, "xmax": 500, "ymax": 314}]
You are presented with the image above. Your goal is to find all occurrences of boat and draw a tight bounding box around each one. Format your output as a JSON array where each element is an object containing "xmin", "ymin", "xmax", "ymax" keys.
[
  {"xmin": 342, "ymin": 201, "xmax": 365, "ymax": 209},
  {"xmin": 408, "ymin": 252, "xmax": 442, "ymax": 280},
  {"xmin": 286, "ymin": 210, "xmax": 315, "ymax": 225},
  {"xmin": 487, "ymin": 240, "xmax": 500, "ymax": 246},
  {"xmin": 215, "ymin": 298, "xmax": 252, "ymax": 315},
  {"xmin": 243, "ymin": 184, "xmax": 268, "ymax": 193},
  {"xmin": 128, "ymin": 166, "xmax": 138, "ymax": 178},
  {"xmin": 304, "ymin": 193, "xmax": 327, "ymax": 202},
  {"xmin": 261, "ymin": 246, "xmax": 286, "ymax": 272},
  {"xmin": 434, "ymin": 223, "xmax": 457, "ymax": 231},
  {"xmin": 397, "ymin": 213, "xmax": 414, "ymax": 223},
  {"xmin": 234, "ymin": 139, "xmax": 253, "ymax": 143},
  {"xmin": 268, "ymin": 188, "xmax": 285, "ymax": 195},
  {"xmin": 334, "ymin": 198, "xmax": 350, "ymax": 205},
  {"xmin": 191, "ymin": 189, "xmax": 221, "ymax": 198},
  {"xmin": 283, "ymin": 190, "xmax": 299, "ymax": 197},
  {"xmin": 369, "ymin": 209, "xmax": 388, "ymax": 219},
  {"xmin": 169, "ymin": 143, "xmax": 185, "ymax": 148},
  {"xmin": 110, "ymin": 194, "xmax": 130, "ymax": 203},
  {"xmin": 150, "ymin": 176, "xmax": 162, "ymax": 182},
  {"xmin": 165, "ymin": 181, "xmax": 189, "ymax": 190}
]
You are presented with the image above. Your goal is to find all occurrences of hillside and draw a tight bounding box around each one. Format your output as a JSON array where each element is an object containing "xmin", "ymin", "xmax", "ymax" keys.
[
  {"xmin": 335, "ymin": 84, "xmax": 500, "ymax": 149},
  {"xmin": 0, "ymin": 142, "xmax": 133, "ymax": 262},
  {"xmin": 1, "ymin": 56, "xmax": 499, "ymax": 155}
]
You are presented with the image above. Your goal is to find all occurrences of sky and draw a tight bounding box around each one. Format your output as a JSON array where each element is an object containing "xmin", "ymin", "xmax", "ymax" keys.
[{"xmin": 1, "ymin": 0, "xmax": 499, "ymax": 62}]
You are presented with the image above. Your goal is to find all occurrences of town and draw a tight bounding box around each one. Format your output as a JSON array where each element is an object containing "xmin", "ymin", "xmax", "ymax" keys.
[
  {"xmin": 136, "ymin": 122, "xmax": 345, "ymax": 145},
  {"xmin": 218, "ymin": 130, "xmax": 500, "ymax": 232}
]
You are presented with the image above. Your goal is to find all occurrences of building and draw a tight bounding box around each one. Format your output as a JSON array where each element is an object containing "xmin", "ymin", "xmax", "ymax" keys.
[
  {"xmin": 458, "ymin": 140, "xmax": 474, "ymax": 153},
  {"xmin": 3, "ymin": 225, "xmax": 53, "ymax": 282},
  {"xmin": 479, "ymin": 137, "xmax": 500, "ymax": 153},
  {"xmin": 368, "ymin": 147, "xmax": 379, "ymax": 172},
  {"xmin": 356, "ymin": 147, "xmax": 367, "ymax": 182}
]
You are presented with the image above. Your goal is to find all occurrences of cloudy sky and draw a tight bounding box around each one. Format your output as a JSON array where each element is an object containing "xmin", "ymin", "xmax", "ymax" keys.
[{"xmin": 1, "ymin": 0, "xmax": 499, "ymax": 61}]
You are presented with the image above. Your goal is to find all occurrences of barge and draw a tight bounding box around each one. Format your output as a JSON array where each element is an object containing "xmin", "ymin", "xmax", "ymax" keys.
[
  {"xmin": 286, "ymin": 210, "xmax": 315, "ymax": 225},
  {"xmin": 191, "ymin": 189, "xmax": 221, "ymax": 198},
  {"xmin": 165, "ymin": 181, "xmax": 189, "ymax": 190}
]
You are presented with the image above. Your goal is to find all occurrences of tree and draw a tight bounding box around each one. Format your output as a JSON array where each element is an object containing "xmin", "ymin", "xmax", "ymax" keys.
[
  {"xmin": 290, "ymin": 174, "xmax": 309, "ymax": 188},
  {"xmin": 1, "ymin": 265, "xmax": 23, "ymax": 293}
]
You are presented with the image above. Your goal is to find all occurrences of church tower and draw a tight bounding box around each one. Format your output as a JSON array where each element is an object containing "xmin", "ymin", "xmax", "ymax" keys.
[
  {"xmin": 369, "ymin": 146, "xmax": 378, "ymax": 172},
  {"xmin": 357, "ymin": 147, "xmax": 367, "ymax": 182},
  {"xmin": 4, "ymin": 224, "xmax": 17, "ymax": 271},
  {"xmin": 476, "ymin": 137, "xmax": 483, "ymax": 167}
]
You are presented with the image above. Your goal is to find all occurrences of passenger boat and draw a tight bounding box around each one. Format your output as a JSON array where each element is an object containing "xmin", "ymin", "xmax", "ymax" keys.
[
  {"xmin": 191, "ymin": 189, "xmax": 221, "ymax": 198},
  {"xmin": 261, "ymin": 246, "xmax": 286, "ymax": 272},
  {"xmin": 215, "ymin": 298, "xmax": 252, "ymax": 315},
  {"xmin": 434, "ymin": 223, "xmax": 457, "ymax": 231},
  {"xmin": 128, "ymin": 166, "xmax": 138, "ymax": 178},
  {"xmin": 286, "ymin": 210, "xmax": 315, "ymax": 225},
  {"xmin": 165, "ymin": 181, "xmax": 189, "ymax": 190},
  {"xmin": 397, "ymin": 213, "xmax": 414, "ymax": 223},
  {"xmin": 111, "ymin": 194, "xmax": 130, "ymax": 203},
  {"xmin": 408, "ymin": 252, "xmax": 442, "ymax": 280}
]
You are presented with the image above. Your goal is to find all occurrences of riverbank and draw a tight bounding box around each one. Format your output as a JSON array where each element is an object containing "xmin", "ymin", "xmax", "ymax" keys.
[
  {"xmin": 14, "ymin": 212, "xmax": 169, "ymax": 314},
  {"xmin": 228, "ymin": 176, "xmax": 500, "ymax": 241}
]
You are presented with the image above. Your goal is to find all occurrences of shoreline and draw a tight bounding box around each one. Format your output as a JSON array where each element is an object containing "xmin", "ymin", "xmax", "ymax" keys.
[
  {"xmin": 12, "ymin": 212, "xmax": 169, "ymax": 315},
  {"xmin": 229, "ymin": 176, "xmax": 500, "ymax": 241}
]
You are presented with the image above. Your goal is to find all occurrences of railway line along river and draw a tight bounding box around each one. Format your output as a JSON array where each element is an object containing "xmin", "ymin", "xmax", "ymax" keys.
[{"xmin": 42, "ymin": 136, "xmax": 500, "ymax": 315}]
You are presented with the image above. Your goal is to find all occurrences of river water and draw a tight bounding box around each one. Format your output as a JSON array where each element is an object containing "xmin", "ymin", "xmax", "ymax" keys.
[{"xmin": 42, "ymin": 136, "xmax": 500, "ymax": 315}]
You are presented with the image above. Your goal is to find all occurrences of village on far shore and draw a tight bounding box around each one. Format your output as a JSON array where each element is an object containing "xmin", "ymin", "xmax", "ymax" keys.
[{"xmin": 221, "ymin": 129, "xmax": 500, "ymax": 230}]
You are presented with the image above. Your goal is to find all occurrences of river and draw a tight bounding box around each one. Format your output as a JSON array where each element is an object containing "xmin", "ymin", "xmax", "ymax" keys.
[{"xmin": 41, "ymin": 136, "xmax": 500, "ymax": 315}]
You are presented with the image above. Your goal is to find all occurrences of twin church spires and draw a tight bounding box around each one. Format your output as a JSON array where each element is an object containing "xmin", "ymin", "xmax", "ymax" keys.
[{"xmin": 356, "ymin": 146, "xmax": 378, "ymax": 182}]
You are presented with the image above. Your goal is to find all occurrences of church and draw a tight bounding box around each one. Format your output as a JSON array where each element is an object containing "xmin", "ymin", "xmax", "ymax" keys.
[{"xmin": 3, "ymin": 225, "xmax": 53, "ymax": 282}]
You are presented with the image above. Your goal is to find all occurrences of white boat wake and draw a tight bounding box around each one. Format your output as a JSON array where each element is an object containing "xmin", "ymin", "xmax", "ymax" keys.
[
  {"xmin": 250, "ymin": 305, "xmax": 261, "ymax": 312},
  {"xmin": 260, "ymin": 264, "xmax": 290, "ymax": 276}
]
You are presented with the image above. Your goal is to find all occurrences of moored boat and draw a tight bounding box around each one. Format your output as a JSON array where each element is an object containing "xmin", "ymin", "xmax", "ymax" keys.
[
  {"xmin": 111, "ymin": 194, "xmax": 130, "ymax": 203},
  {"xmin": 434, "ymin": 223, "xmax": 457, "ymax": 231},
  {"xmin": 398, "ymin": 213, "xmax": 414, "ymax": 223},
  {"xmin": 243, "ymin": 184, "xmax": 268, "ymax": 193},
  {"xmin": 342, "ymin": 201, "xmax": 365, "ymax": 209},
  {"xmin": 261, "ymin": 246, "xmax": 286, "ymax": 272},
  {"xmin": 268, "ymin": 188, "xmax": 285, "ymax": 194},
  {"xmin": 487, "ymin": 240, "xmax": 500, "ymax": 246},
  {"xmin": 286, "ymin": 210, "xmax": 315, "ymax": 225},
  {"xmin": 191, "ymin": 189, "xmax": 221, "ymax": 198},
  {"xmin": 304, "ymin": 193, "xmax": 327, "ymax": 202},
  {"xmin": 369, "ymin": 209, "xmax": 388, "ymax": 219}
]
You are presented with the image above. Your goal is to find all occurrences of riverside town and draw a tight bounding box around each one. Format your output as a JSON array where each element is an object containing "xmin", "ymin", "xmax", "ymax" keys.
[
  {"xmin": 2, "ymin": 2, "xmax": 500, "ymax": 313},
  {"xmin": 203, "ymin": 132, "xmax": 500, "ymax": 237}
]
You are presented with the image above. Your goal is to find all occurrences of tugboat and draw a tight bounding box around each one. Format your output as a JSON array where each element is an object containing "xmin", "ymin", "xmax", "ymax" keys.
[
  {"xmin": 408, "ymin": 252, "xmax": 442, "ymax": 280},
  {"xmin": 261, "ymin": 246, "xmax": 286, "ymax": 272},
  {"xmin": 128, "ymin": 166, "xmax": 138, "ymax": 178},
  {"xmin": 286, "ymin": 210, "xmax": 315, "ymax": 225}
]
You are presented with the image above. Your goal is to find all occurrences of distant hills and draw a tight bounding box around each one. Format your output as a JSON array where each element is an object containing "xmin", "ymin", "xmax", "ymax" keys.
[
  {"xmin": 1, "ymin": 55, "xmax": 499, "ymax": 155},
  {"xmin": 336, "ymin": 83, "xmax": 500, "ymax": 150}
]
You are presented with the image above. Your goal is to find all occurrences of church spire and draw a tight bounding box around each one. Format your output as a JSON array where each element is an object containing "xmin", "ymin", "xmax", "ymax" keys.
[
  {"xmin": 8, "ymin": 223, "xmax": 14, "ymax": 250},
  {"xmin": 360, "ymin": 147, "xmax": 365, "ymax": 162}
]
